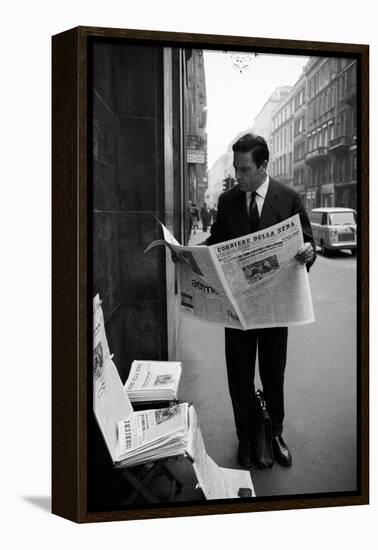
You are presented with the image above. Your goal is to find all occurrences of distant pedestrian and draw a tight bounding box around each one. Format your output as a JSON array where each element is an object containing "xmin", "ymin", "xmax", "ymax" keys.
[
  {"xmin": 190, "ymin": 203, "xmax": 199, "ymax": 234},
  {"xmin": 200, "ymin": 202, "xmax": 211, "ymax": 232},
  {"xmin": 186, "ymin": 200, "xmax": 193, "ymax": 242}
]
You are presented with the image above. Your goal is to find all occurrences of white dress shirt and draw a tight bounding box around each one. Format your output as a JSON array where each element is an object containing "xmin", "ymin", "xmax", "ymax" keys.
[{"xmin": 246, "ymin": 174, "xmax": 269, "ymax": 216}]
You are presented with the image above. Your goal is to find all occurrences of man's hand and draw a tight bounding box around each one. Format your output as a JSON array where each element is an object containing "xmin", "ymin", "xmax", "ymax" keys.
[{"xmin": 295, "ymin": 242, "xmax": 314, "ymax": 264}]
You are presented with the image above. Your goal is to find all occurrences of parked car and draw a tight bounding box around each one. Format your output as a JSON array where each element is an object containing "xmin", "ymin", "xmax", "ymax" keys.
[{"xmin": 309, "ymin": 207, "xmax": 357, "ymax": 256}]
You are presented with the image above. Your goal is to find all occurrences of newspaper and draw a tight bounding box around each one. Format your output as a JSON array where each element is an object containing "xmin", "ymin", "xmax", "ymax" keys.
[
  {"xmin": 145, "ymin": 214, "xmax": 315, "ymax": 329},
  {"xmin": 93, "ymin": 295, "xmax": 187, "ymax": 466},
  {"xmin": 117, "ymin": 403, "xmax": 254, "ymax": 497},
  {"xmin": 93, "ymin": 295, "xmax": 254, "ymax": 498},
  {"xmin": 93, "ymin": 296, "xmax": 133, "ymax": 460},
  {"xmin": 187, "ymin": 407, "xmax": 255, "ymax": 499},
  {"xmin": 117, "ymin": 403, "xmax": 189, "ymax": 465},
  {"xmin": 124, "ymin": 360, "xmax": 182, "ymax": 402},
  {"xmin": 93, "ymin": 294, "xmax": 111, "ymax": 386}
]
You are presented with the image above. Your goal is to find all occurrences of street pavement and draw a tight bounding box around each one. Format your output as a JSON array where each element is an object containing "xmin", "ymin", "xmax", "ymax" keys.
[{"xmin": 169, "ymin": 229, "xmax": 357, "ymax": 500}]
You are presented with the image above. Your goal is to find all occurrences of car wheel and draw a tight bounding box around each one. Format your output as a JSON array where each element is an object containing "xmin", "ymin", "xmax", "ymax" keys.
[{"xmin": 321, "ymin": 242, "xmax": 329, "ymax": 257}]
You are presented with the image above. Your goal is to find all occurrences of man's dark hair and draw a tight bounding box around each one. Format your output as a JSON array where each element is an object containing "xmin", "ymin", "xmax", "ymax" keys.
[{"xmin": 232, "ymin": 133, "xmax": 269, "ymax": 167}]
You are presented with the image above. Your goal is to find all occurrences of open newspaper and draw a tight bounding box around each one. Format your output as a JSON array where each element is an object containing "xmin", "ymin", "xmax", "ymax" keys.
[
  {"xmin": 145, "ymin": 214, "xmax": 315, "ymax": 329},
  {"xmin": 93, "ymin": 295, "xmax": 254, "ymax": 498},
  {"xmin": 187, "ymin": 407, "xmax": 255, "ymax": 499},
  {"xmin": 124, "ymin": 360, "xmax": 182, "ymax": 402}
]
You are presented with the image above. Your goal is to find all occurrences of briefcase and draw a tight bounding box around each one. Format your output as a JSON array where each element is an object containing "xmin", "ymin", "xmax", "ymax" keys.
[{"xmin": 253, "ymin": 389, "xmax": 274, "ymax": 469}]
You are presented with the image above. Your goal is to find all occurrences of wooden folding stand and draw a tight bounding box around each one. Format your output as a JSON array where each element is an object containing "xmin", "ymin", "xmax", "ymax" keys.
[
  {"xmin": 106, "ymin": 394, "xmax": 185, "ymax": 505},
  {"xmin": 113, "ymin": 456, "xmax": 184, "ymax": 505},
  {"xmin": 92, "ymin": 308, "xmax": 188, "ymax": 506},
  {"xmin": 114, "ymin": 399, "xmax": 184, "ymax": 505}
]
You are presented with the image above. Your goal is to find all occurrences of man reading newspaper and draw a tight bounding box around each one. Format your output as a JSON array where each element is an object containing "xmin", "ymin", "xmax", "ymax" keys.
[{"xmin": 204, "ymin": 133, "xmax": 316, "ymax": 469}]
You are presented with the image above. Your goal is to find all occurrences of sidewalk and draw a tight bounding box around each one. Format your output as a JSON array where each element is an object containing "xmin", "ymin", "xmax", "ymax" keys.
[
  {"xmin": 170, "ymin": 229, "xmax": 357, "ymax": 499},
  {"xmin": 178, "ymin": 229, "xmax": 234, "ymax": 464}
]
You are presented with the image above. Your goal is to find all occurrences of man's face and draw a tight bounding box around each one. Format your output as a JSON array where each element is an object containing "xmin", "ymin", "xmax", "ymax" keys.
[{"xmin": 233, "ymin": 151, "xmax": 267, "ymax": 193}]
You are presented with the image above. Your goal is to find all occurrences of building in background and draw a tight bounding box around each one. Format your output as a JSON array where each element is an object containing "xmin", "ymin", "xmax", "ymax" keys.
[
  {"xmin": 329, "ymin": 59, "xmax": 357, "ymax": 209},
  {"xmin": 304, "ymin": 57, "xmax": 338, "ymax": 209},
  {"xmin": 304, "ymin": 57, "xmax": 357, "ymax": 210},
  {"xmin": 184, "ymin": 49, "xmax": 208, "ymax": 208},
  {"xmin": 205, "ymin": 87, "xmax": 292, "ymax": 208},
  {"xmin": 253, "ymin": 86, "xmax": 291, "ymax": 154},
  {"xmin": 269, "ymin": 57, "xmax": 357, "ymax": 210},
  {"xmin": 270, "ymin": 86, "xmax": 295, "ymax": 188},
  {"xmin": 292, "ymin": 72, "xmax": 308, "ymax": 204},
  {"xmin": 204, "ymin": 55, "xmax": 357, "ymax": 214}
]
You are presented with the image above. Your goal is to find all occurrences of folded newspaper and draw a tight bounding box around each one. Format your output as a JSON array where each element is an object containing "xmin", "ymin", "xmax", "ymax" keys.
[
  {"xmin": 93, "ymin": 295, "xmax": 255, "ymax": 498},
  {"xmin": 124, "ymin": 360, "xmax": 182, "ymax": 402},
  {"xmin": 117, "ymin": 399, "xmax": 189, "ymax": 466},
  {"xmin": 145, "ymin": 214, "xmax": 315, "ymax": 329}
]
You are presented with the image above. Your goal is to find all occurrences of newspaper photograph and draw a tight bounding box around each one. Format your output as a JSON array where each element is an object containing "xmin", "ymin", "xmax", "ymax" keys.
[
  {"xmin": 93, "ymin": 294, "xmax": 111, "ymax": 410},
  {"xmin": 146, "ymin": 215, "xmax": 314, "ymax": 329},
  {"xmin": 93, "ymin": 294, "xmax": 112, "ymax": 400}
]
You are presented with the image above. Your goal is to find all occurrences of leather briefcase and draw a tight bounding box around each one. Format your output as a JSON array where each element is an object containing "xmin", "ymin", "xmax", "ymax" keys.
[{"xmin": 253, "ymin": 389, "xmax": 274, "ymax": 469}]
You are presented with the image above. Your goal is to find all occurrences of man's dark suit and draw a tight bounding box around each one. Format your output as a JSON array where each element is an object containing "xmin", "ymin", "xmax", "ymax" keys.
[{"xmin": 206, "ymin": 178, "xmax": 316, "ymax": 443}]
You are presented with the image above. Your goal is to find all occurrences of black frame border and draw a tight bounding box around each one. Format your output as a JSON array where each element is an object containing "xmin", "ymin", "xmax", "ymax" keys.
[{"xmin": 52, "ymin": 26, "xmax": 369, "ymax": 523}]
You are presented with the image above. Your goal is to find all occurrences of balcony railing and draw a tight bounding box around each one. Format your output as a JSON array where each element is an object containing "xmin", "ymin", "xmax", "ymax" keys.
[
  {"xmin": 305, "ymin": 146, "xmax": 329, "ymax": 164},
  {"xmin": 329, "ymin": 135, "xmax": 350, "ymax": 152}
]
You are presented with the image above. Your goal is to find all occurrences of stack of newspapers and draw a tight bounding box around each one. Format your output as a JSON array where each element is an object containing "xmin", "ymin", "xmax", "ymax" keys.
[
  {"xmin": 93, "ymin": 295, "xmax": 188, "ymax": 467},
  {"xmin": 124, "ymin": 360, "xmax": 182, "ymax": 403},
  {"xmin": 117, "ymin": 400, "xmax": 190, "ymax": 466},
  {"xmin": 93, "ymin": 294, "xmax": 255, "ymax": 496},
  {"xmin": 94, "ymin": 352, "xmax": 189, "ymax": 467}
]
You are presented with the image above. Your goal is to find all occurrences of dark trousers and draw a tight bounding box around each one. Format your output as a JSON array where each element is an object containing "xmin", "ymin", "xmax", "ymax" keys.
[{"xmin": 225, "ymin": 326, "xmax": 288, "ymax": 441}]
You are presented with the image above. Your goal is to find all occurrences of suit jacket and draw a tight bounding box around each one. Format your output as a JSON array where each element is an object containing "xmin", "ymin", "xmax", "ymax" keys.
[{"xmin": 206, "ymin": 178, "xmax": 316, "ymax": 270}]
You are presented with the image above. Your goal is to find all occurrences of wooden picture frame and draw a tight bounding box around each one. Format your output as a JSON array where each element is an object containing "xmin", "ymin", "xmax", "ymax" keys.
[{"xmin": 52, "ymin": 26, "xmax": 369, "ymax": 523}]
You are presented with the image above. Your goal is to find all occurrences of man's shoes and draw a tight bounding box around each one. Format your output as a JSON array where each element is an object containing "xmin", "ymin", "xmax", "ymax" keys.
[
  {"xmin": 237, "ymin": 441, "xmax": 254, "ymax": 469},
  {"xmin": 272, "ymin": 435, "xmax": 292, "ymax": 467}
]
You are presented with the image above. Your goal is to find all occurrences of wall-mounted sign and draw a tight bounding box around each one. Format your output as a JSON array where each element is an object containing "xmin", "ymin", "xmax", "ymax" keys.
[
  {"xmin": 186, "ymin": 133, "xmax": 206, "ymax": 163},
  {"xmin": 187, "ymin": 149, "xmax": 205, "ymax": 163}
]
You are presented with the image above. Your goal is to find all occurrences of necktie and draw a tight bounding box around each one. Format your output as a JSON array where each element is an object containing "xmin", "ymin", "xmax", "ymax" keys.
[{"xmin": 248, "ymin": 191, "xmax": 259, "ymax": 232}]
